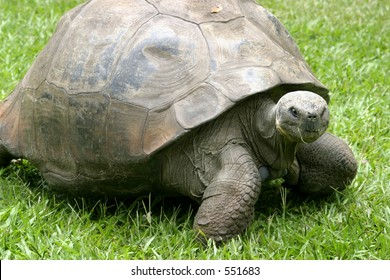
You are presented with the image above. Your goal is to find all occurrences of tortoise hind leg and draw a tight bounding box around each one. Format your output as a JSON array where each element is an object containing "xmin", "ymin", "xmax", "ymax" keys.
[
  {"xmin": 285, "ymin": 132, "xmax": 357, "ymax": 196},
  {"xmin": 0, "ymin": 143, "xmax": 13, "ymax": 168}
]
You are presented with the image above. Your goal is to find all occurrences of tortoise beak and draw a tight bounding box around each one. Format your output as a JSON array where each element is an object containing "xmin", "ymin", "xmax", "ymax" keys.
[{"xmin": 299, "ymin": 108, "xmax": 329, "ymax": 140}]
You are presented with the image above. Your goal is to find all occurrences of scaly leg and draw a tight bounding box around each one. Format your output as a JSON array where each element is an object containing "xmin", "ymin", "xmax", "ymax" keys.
[
  {"xmin": 193, "ymin": 143, "xmax": 261, "ymax": 242},
  {"xmin": 285, "ymin": 132, "xmax": 357, "ymax": 196}
]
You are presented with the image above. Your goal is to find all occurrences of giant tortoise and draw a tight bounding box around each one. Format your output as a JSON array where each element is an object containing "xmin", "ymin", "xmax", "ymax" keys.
[{"xmin": 0, "ymin": 0, "xmax": 357, "ymax": 241}]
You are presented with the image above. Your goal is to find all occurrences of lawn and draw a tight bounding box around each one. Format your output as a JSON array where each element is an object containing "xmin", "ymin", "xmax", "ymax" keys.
[{"xmin": 0, "ymin": 0, "xmax": 389, "ymax": 259}]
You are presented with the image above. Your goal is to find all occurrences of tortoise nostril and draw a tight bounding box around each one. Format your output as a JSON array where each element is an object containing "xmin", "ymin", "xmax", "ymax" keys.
[{"xmin": 307, "ymin": 112, "xmax": 317, "ymax": 120}]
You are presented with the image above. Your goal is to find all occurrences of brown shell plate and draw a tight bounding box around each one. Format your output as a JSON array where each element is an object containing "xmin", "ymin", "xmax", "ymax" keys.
[{"xmin": 11, "ymin": 0, "xmax": 329, "ymax": 165}]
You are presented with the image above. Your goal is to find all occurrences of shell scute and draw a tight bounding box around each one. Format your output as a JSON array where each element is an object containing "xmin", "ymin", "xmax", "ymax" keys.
[
  {"xmin": 6, "ymin": 0, "xmax": 329, "ymax": 160},
  {"xmin": 107, "ymin": 15, "xmax": 210, "ymax": 110}
]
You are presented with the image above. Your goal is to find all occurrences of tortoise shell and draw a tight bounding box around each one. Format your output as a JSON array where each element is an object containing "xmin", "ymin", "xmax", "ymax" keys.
[{"xmin": 3, "ymin": 0, "xmax": 328, "ymax": 176}]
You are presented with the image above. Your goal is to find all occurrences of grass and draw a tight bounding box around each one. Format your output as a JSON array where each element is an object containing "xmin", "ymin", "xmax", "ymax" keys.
[{"xmin": 0, "ymin": 0, "xmax": 389, "ymax": 259}]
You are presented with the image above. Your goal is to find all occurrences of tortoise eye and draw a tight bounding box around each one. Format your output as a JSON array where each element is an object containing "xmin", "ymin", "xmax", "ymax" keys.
[{"xmin": 289, "ymin": 107, "xmax": 298, "ymax": 118}]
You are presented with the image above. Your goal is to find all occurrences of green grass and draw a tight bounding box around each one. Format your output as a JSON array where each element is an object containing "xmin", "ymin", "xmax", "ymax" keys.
[{"xmin": 0, "ymin": 0, "xmax": 389, "ymax": 259}]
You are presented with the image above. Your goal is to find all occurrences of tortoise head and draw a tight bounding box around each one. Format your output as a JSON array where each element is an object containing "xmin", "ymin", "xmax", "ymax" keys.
[{"xmin": 275, "ymin": 91, "xmax": 329, "ymax": 143}]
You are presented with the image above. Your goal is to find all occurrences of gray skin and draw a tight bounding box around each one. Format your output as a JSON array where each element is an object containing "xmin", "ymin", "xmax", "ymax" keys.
[
  {"xmin": 0, "ymin": 0, "xmax": 358, "ymax": 242},
  {"xmin": 159, "ymin": 90, "xmax": 356, "ymax": 241}
]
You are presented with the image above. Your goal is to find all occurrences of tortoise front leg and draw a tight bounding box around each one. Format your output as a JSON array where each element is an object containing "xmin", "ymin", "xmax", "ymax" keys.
[
  {"xmin": 285, "ymin": 132, "xmax": 357, "ymax": 196},
  {"xmin": 193, "ymin": 144, "xmax": 261, "ymax": 242}
]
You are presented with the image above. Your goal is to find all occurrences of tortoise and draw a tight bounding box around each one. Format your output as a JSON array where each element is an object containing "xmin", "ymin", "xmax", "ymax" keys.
[{"xmin": 0, "ymin": 0, "xmax": 357, "ymax": 242}]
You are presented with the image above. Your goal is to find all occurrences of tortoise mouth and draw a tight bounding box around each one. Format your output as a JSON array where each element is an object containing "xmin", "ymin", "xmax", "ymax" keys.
[
  {"xmin": 299, "ymin": 128, "xmax": 323, "ymax": 142},
  {"xmin": 276, "ymin": 121, "xmax": 327, "ymax": 143}
]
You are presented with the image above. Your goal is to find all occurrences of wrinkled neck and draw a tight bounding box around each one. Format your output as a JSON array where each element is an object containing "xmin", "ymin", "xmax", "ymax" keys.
[
  {"xmin": 241, "ymin": 95, "xmax": 298, "ymax": 171},
  {"xmin": 243, "ymin": 95, "xmax": 278, "ymax": 144}
]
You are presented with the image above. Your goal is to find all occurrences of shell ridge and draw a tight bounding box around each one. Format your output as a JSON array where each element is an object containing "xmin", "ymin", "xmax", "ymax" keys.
[
  {"xmin": 144, "ymin": 0, "xmax": 158, "ymax": 11},
  {"xmin": 141, "ymin": 108, "xmax": 150, "ymax": 155},
  {"xmin": 204, "ymin": 81, "xmax": 235, "ymax": 103},
  {"xmin": 199, "ymin": 15, "xmax": 245, "ymax": 25}
]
